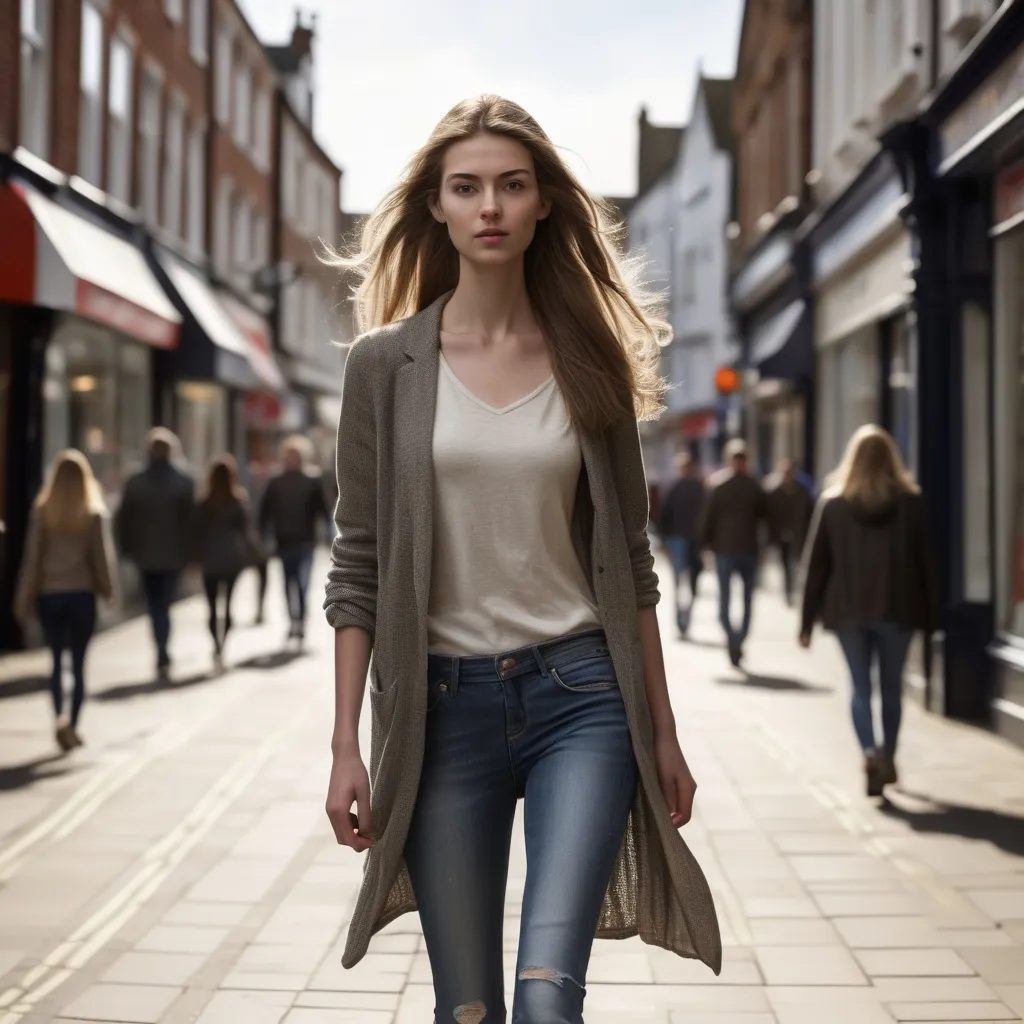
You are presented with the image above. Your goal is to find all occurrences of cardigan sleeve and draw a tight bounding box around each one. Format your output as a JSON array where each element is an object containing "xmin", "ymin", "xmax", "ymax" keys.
[
  {"xmin": 607, "ymin": 416, "xmax": 660, "ymax": 608},
  {"xmin": 324, "ymin": 340, "xmax": 379, "ymax": 639},
  {"xmin": 799, "ymin": 497, "xmax": 832, "ymax": 637}
]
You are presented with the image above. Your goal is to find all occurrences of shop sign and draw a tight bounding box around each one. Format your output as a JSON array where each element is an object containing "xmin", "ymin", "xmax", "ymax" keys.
[
  {"xmin": 244, "ymin": 390, "xmax": 282, "ymax": 427},
  {"xmin": 681, "ymin": 410, "xmax": 717, "ymax": 440},
  {"xmin": 940, "ymin": 39, "xmax": 1024, "ymax": 169},
  {"xmin": 76, "ymin": 279, "xmax": 179, "ymax": 349},
  {"xmin": 994, "ymin": 159, "xmax": 1024, "ymax": 231}
]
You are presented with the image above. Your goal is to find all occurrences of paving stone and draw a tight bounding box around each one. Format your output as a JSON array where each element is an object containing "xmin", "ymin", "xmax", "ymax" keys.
[
  {"xmin": 284, "ymin": 1010, "xmax": 392, "ymax": 1023},
  {"xmin": 814, "ymin": 893, "xmax": 925, "ymax": 917},
  {"xmin": 135, "ymin": 925, "xmax": 229, "ymax": 955},
  {"xmin": 871, "ymin": 977, "xmax": 1000, "ymax": 1002},
  {"xmin": 967, "ymin": 891, "xmax": 1024, "ymax": 923},
  {"xmin": 790, "ymin": 855, "xmax": 899, "ymax": 883},
  {"xmin": 749, "ymin": 918, "xmax": 842, "ymax": 946},
  {"xmin": 755, "ymin": 946, "xmax": 867, "ymax": 986},
  {"xmin": 220, "ymin": 971, "xmax": 312, "ymax": 991},
  {"xmin": 743, "ymin": 897, "xmax": 821, "ymax": 919},
  {"xmin": 102, "ymin": 952, "xmax": 205, "ymax": 986},
  {"xmin": 887, "ymin": 1003, "xmax": 1019, "ymax": 1020},
  {"xmin": 293, "ymin": 990, "xmax": 401, "ymax": 1010},
  {"xmin": 834, "ymin": 917, "xmax": 946, "ymax": 948},
  {"xmin": 162, "ymin": 901, "xmax": 251, "ymax": 927},
  {"xmin": 958, "ymin": 947, "xmax": 1024, "ymax": 985},
  {"xmin": 194, "ymin": 990, "xmax": 294, "ymax": 1024},
  {"xmin": 59, "ymin": 983, "xmax": 182, "ymax": 1023},
  {"xmin": 854, "ymin": 949, "xmax": 975, "ymax": 977}
]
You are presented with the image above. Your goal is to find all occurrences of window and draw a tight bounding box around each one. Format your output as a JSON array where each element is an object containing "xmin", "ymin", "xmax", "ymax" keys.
[
  {"xmin": 185, "ymin": 123, "xmax": 205, "ymax": 252},
  {"xmin": 189, "ymin": 0, "xmax": 208, "ymax": 63},
  {"xmin": 252, "ymin": 212, "xmax": 268, "ymax": 272},
  {"xmin": 214, "ymin": 176, "xmax": 232, "ymax": 276},
  {"xmin": 20, "ymin": 0, "xmax": 51, "ymax": 159},
  {"xmin": 233, "ymin": 62, "xmax": 252, "ymax": 149},
  {"xmin": 679, "ymin": 248, "xmax": 697, "ymax": 306},
  {"xmin": 253, "ymin": 88, "xmax": 270, "ymax": 169},
  {"xmin": 232, "ymin": 194, "xmax": 252, "ymax": 289},
  {"xmin": 139, "ymin": 66, "xmax": 163, "ymax": 226},
  {"xmin": 281, "ymin": 124, "xmax": 298, "ymax": 224},
  {"xmin": 214, "ymin": 29, "xmax": 232, "ymax": 126},
  {"xmin": 164, "ymin": 0, "xmax": 183, "ymax": 23},
  {"xmin": 321, "ymin": 173, "xmax": 337, "ymax": 239},
  {"xmin": 163, "ymin": 92, "xmax": 186, "ymax": 236},
  {"xmin": 78, "ymin": 0, "xmax": 104, "ymax": 186},
  {"xmin": 107, "ymin": 35, "xmax": 133, "ymax": 204}
]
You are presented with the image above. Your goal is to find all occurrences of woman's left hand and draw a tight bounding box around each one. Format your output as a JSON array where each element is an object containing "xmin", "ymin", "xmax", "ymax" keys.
[{"xmin": 654, "ymin": 732, "xmax": 697, "ymax": 829}]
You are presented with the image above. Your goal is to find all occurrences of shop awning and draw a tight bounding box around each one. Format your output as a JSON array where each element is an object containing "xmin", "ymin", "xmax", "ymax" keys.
[
  {"xmin": 217, "ymin": 291, "xmax": 286, "ymax": 393},
  {"xmin": 749, "ymin": 299, "xmax": 811, "ymax": 381},
  {"xmin": 0, "ymin": 181, "xmax": 181, "ymax": 348}
]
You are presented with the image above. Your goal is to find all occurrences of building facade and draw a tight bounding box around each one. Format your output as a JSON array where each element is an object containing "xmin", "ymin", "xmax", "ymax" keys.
[
  {"xmin": 668, "ymin": 76, "xmax": 738, "ymax": 471},
  {"xmin": 730, "ymin": 0, "xmax": 814, "ymax": 477}
]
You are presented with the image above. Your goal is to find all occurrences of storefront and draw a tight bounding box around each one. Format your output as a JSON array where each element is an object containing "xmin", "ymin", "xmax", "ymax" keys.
[
  {"xmin": 0, "ymin": 167, "xmax": 182, "ymax": 647},
  {"xmin": 731, "ymin": 213, "xmax": 814, "ymax": 479},
  {"xmin": 806, "ymin": 154, "xmax": 916, "ymax": 481}
]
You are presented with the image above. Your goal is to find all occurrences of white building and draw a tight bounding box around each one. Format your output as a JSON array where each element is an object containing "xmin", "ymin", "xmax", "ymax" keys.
[{"xmin": 667, "ymin": 75, "xmax": 738, "ymax": 471}]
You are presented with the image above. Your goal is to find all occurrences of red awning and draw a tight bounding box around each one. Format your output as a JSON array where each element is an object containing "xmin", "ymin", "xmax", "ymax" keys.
[
  {"xmin": 0, "ymin": 181, "xmax": 181, "ymax": 349},
  {"xmin": 217, "ymin": 290, "xmax": 286, "ymax": 393}
]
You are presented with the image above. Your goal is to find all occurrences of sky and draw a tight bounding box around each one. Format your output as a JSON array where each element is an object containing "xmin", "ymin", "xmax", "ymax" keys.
[{"xmin": 239, "ymin": 0, "xmax": 744, "ymax": 214}]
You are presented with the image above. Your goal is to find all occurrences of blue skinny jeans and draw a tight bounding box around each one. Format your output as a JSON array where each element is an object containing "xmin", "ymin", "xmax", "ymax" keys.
[{"xmin": 404, "ymin": 628, "xmax": 638, "ymax": 1024}]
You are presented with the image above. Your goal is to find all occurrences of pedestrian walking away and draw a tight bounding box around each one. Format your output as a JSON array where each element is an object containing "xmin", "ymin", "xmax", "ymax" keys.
[
  {"xmin": 657, "ymin": 450, "xmax": 706, "ymax": 636},
  {"xmin": 323, "ymin": 96, "xmax": 720, "ymax": 1024},
  {"xmin": 14, "ymin": 450, "xmax": 116, "ymax": 752},
  {"xmin": 191, "ymin": 455, "xmax": 257, "ymax": 675},
  {"xmin": 700, "ymin": 438, "xmax": 768, "ymax": 668},
  {"xmin": 115, "ymin": 427, "xmax": 194, "ymax": 683},
  {"xmin": 800, "ymin": 425, "xmax": 940, "ymax": 798},
  {"xmin": 259, "ymin": 435, "xmax": 332, "ymax": 645},
  {"xmin": 764, "ymin": 458, "xmax": 814, "ymax": 606}
]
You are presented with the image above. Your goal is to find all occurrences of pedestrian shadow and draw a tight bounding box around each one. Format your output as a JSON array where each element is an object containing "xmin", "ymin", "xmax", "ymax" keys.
[
  {"xmin": 714, "ymin": 672, "xmax": 830, "ymax": 694},
  {"xmin": 677, "ymin": 636, "xmax": 726, "ymax": 650},
  {"xmin": 91, "ymin": 671, "xmax": 213, "ymax": 703},
  {"xmin": 234, "ymin": 648, "xmax": 309, "ymax": 671},
  {"xmin": 0, "ymin": 675, "xmax": 48, "ymax": 701},
  {"xmin": 0, "ymin": 753, "xmax": 77, "ymax": 792},
  {"xmin": 879, "ymin": 792, "xmax": 1024, "ymax": 858}
]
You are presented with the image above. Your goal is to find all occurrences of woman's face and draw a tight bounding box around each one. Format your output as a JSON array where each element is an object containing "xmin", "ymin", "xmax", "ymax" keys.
[{"xmin": 431, "ymin": 133, "xmax": 551, "ymax": 266}]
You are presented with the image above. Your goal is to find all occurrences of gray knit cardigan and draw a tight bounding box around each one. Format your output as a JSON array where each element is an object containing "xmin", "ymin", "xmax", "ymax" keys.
[{"xmin": 324, "ymin": 291, "xmax": 722, "ymax": 975}]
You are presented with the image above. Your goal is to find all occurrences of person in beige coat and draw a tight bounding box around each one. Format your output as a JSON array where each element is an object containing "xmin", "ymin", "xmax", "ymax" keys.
[
  {"xmin": 322, "ymin": 95, "xmax": 720, "ymax": 1023},
  {"xmin": 15, "ymin": 450, "xmax": 116, "ymax": 751}
]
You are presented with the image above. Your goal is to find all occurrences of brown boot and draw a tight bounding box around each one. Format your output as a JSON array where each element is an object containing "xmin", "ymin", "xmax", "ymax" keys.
[
  {"xmin": 55, "ymin": 716, "xmax": 75, "ymax": 753},
  {"xmin": 879, "ymin": 751, "xmax": 898, "ymax": 788},
  {"xmin": 864, "ymin": 753, "xmax": 884, "ymax": 797}
]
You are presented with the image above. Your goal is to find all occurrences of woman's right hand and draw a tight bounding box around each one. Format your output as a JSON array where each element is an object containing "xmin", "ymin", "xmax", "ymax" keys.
[{"xmin": 326, "ymin": 748, "xmax": 375, "ymax": 853}]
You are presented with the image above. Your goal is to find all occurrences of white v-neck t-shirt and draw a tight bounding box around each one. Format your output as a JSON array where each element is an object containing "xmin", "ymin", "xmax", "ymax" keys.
[{"xmin": 426, "ymin": 353, "xmax": 603, "ymax": 656}]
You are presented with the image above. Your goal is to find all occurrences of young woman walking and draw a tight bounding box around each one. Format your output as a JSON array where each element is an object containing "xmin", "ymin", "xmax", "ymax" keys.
[
  {"xmin": 800, "ymin": 425, "xmax": 940, "ymax": 797},
  {"xmin": 192, "ymin": 455, "xmax": 253, "ymax": 674},
  {"xmin": 14, "ymin": 450, "xmax": 116, "ymax": 751},
  {"xmin": 323, "ymin": 96, "xmax": 721, "ymax": 1024}
]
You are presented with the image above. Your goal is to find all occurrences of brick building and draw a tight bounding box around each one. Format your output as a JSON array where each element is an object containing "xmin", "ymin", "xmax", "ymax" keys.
[{"xmin": 728, "ymin": 0, "xmax": 815, "ymax": 474}]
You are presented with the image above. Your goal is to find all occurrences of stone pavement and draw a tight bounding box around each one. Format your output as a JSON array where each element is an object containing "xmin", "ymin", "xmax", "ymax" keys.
[{"xmin": 0, "ymin": 552, "xmax": 1022, "ymax": 1023}]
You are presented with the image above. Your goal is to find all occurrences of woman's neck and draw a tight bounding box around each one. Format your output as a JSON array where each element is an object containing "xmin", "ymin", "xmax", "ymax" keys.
[{"xmin": 442, "ymin": 259, "xmax": 538, "ymax": 342}]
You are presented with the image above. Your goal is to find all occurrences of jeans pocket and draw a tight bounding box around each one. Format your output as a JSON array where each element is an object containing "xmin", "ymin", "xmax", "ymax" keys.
[{"xmin": 551, "ymin": 652, "xmax": 619, "ymax": 693}]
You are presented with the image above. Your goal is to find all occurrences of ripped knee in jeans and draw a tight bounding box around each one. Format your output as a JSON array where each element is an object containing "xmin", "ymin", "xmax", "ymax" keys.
[
  {"xmin": 453, "ymin": 999, "xmax": 488, "ymax": 1023},
  {"xmin": 518, "ymin": 966, "xmax": 585, "ymax": 991}
]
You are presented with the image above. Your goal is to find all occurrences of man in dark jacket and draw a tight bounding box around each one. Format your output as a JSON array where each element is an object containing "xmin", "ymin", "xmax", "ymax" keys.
[
  {"xmin": 658, "ymin": 451, "xmax": 706, "ymax": 636},
  {"xmin": 764, "ymin": 459, "xmax": 814, "ymax": 606},
  {"xmin": 700, "ymin": 439, "xmax": 769, "ymax": 666},
  {"xmin": 259, "ymin": 436, "xmax": 332, "ymax": 643},
  {"xmin": 116, "ymin": 429, "xmax": 195, "ymax": 682}
]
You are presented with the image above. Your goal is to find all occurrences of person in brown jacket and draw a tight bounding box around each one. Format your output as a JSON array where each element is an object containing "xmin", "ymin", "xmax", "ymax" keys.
[
  {"xmin": 700, "ymin": 439, "xmax": 769, "ymax": 666},
  {"xmin": 764, "ymin": 459, "xmax": 814, "ymax": 606},
  {"xmin": 800, "ymin": 426, "xmax": 939, "ymax": 797},
  {"xmin": 14, "ymin": 450, "xmax": 116, "ymax": 751}
]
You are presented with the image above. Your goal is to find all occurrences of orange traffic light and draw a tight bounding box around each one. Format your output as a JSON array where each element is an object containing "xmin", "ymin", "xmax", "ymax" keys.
[{"xmin": 715, "ymin": 366, "xmax": 741, "ymax": 395}]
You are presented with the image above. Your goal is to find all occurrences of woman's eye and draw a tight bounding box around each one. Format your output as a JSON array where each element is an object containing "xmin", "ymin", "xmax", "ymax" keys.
[
  {"xmin": 506, "ymin": 181, "xmax": 524, "ymax": 191},
  {"xmin": 454, "ymin": 184, "xmax": 474, "ymax": 195}
]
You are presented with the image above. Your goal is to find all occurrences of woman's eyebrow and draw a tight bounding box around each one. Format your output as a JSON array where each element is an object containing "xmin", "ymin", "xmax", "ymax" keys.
[{"xmin": 445, "ymin": 168, "xmax": 533, "ymax": 184}]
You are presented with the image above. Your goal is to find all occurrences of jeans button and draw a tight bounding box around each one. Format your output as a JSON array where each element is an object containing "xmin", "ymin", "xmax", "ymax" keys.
[
  {"xmin": 439, "ymin": 682, "xmax": 449, "ymax": 692},
  {"xmin": 500, "ymin": 657, "xmax": 516, "ymax": 671}
]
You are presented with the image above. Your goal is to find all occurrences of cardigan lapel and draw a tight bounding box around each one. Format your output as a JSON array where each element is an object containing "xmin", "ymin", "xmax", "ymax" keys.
[{"xmin": 394, "ymin": 291, "xmax": 452, "ymax": 619}]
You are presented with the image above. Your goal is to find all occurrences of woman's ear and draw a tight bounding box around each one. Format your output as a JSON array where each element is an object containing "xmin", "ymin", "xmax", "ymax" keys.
[
  {"xmin": 537, "ymin": 193, "xmax": 553, "ymax": 221},
  {"xmin": 428, "ymin": 196, "xmax": 446, "ymax": 225}
]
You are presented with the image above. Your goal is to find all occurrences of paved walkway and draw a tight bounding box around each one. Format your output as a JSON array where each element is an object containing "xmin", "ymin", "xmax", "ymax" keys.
[{"xmin": 0, "ymin": 553, "xmax": 1022, "ymax": 1023}]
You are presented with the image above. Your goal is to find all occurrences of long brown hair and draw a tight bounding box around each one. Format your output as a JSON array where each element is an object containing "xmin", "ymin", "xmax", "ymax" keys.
[
  {"xmin": 200, "ymin": 454, "xmax": 247, "ymax": 510},
  {"xmin": 325, "ymin": 95, "xmax": 669, "ymax": 433},
  {"xmin": 827, "ymin": 425, "xmax": 919, "ymax": 507},
  {"xmin": 35, "ymin": 449, "xmax": 106, "ymax": 532}
]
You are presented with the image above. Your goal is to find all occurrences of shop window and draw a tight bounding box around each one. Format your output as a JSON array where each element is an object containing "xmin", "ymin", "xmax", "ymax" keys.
[
  {"xmin": 962, "ymin": 302, "xmax": 990, "ymax": 604},
  {"xmin": 176, "ymin": 381, "xmax": 227, "ymax": 477},
  {"xmin": 118, "ymin": 343, "xmax": 152, "ymax": 481},
  {"xmin": 107, "ymin": 35, "xmax": 133, "ymax": 205},
  {"xmin": 20, "ymin": 0, "xmax": 51, "ymax": 160},
  {"xmin": 78, "ymin": 0, "xmax": 104, "ymax": 187},
  {"xmin": 214, "ymin": 176, "xmax": 233, "ymax": 277}
]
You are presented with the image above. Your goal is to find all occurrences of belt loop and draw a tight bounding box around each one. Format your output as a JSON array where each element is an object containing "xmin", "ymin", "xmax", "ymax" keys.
[
  {"xmin": 450, "ymin": 656, "xmax": 460, "ymax": 697},
  {"xmin": 530, "ymin": 644, "xmax": 550, "ymax": 678}
]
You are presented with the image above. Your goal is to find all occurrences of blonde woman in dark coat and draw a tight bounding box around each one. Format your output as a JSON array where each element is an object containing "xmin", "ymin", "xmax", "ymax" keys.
[
  {"xmin": 14, "ymin": 450, "xmax": 116, "ymax": 751},
  {"xmin": 800, "ymin": 426, "xmax": 939, "ymax": 797}
]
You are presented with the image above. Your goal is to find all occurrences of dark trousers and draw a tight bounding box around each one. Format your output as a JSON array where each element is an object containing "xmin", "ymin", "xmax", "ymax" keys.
[
  {"xmin": 716, "ymin": 554, "xmax": 758, "ymax": 649},
  {"xmin": 38, "ymin": 591, "xmax": 96, "ymax": 725},
  {"xmin": 280, "ymin": 544, "xmax": 314, "ymax": 627},
  {"xmin": 203, "ymin": 574, "xmax": 239, "ymax": 652},
  {"xmin": 777, "ymin": 540, "xmax": 797, "ymax": 603},
  {"xmin": 141, "ymin": 571, "xmax": 178, "ymax": 668}
]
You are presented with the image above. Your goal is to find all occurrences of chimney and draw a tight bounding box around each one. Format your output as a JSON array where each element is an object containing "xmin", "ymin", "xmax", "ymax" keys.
[{"xmin": 291, "ymin": 7, "xmax": 315, "ymax": 57}]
